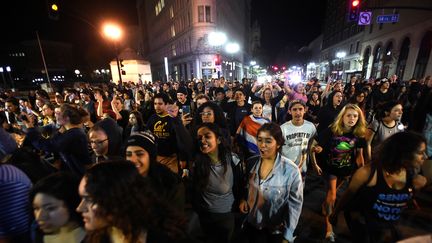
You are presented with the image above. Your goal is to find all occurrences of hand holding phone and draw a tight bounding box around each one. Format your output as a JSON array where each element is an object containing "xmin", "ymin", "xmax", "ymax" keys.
[{"xmin": 182, "ymin": 105, "xmax": 191, "ymax": 115}]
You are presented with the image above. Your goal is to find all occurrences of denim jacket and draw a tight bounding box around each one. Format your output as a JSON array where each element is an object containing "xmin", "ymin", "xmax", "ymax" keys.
[{"xmin": 245, "ymin": 153, "xmax": 303, "ymax": 242}]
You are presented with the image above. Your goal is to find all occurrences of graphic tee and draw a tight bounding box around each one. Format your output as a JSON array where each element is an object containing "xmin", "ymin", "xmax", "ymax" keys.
[
  {"xmin": 319, "ymin": 129, "xmax": 366, "ymax": 177},
  {"xmin": 280, "ymin": 120, "xmax": 316, "ymax": 173}
]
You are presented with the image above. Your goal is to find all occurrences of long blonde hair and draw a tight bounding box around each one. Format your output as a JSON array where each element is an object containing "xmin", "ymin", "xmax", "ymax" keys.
[{"xmin": 331, "ymin": 103, "xmax": 366, "ymax": 137}]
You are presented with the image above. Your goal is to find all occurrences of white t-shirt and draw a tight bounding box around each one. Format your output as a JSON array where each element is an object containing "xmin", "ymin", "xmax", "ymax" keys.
[
  {"xmin": 262, "ymin": 104, "xmax": 273, "ymax": 121},
  {"xmin": 280, "ymin": 120, "xmax": 317, "ymax": 173}
]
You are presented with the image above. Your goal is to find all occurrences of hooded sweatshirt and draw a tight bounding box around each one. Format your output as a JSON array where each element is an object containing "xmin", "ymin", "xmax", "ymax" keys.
[{"xmin": 93, "ymin": 118, "xmax": 123, "ymax": 161}]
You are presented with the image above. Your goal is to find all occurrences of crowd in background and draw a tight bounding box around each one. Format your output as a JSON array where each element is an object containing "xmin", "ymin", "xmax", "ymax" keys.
[{"xmin": 1, "ymin": 73, "xmax": 431, "ymax": 243}]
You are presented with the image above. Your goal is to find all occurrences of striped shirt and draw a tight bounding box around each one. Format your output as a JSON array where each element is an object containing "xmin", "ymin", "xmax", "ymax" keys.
[{"xmin": 0, "ymin": 164, "xmax": 32, "ymax": 237}]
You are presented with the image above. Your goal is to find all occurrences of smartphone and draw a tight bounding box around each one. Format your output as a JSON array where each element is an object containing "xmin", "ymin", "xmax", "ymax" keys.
[{"xmin": 182, "ymin": 105, "xmax": 191, "ymax": 115}]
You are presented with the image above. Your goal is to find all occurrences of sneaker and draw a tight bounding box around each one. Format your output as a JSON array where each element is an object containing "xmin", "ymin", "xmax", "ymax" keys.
[{"xmin": 325, "ymin": 231, "xmax": 336, "ymax": 242}]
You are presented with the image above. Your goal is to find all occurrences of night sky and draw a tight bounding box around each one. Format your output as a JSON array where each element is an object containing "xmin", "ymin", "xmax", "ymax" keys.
[
  {"xmin": 251, "ymin": 0, "xmax": 327, "ymax": 63},
  {"xmin": 1, "ymin": 0, "xmax": 326, "ymax": 66}
]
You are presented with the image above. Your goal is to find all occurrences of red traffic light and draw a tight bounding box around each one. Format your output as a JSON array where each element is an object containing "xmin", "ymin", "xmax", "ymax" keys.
[
  {"xmin": 348, "ymin": 0, "xmax": 360, "ymax": 22},
  {"xmin": 214, "ymin": 54, "xmax": 221, "ymax": 66},
  {"xmin": 352, "ymin": 0, "xmax": 360, "ymax": 7}
]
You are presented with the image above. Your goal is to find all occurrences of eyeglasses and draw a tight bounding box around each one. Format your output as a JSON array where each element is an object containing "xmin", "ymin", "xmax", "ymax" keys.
[
  {"xmin": 89, "ymin": 139, "xmax": 108, "ymax": 146},
  {"xmin": 200, "ymin": 111, "xmax": 213, "ymax": 116}
]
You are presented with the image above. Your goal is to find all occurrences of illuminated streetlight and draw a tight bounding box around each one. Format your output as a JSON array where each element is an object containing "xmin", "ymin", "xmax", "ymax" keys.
[
  {"xmin": 225, "ymin": 42, "xmax": 240, "ymax": 79},
  {"xmin": 250, "ymin": 60, "xmax": 257, "ymax": 66},
  {"xmin": 208, "ymin": 32, "xmax": 227, "ymax": 46},
  {"xmin": 225, "ymin": 42, "xmax": 240, "ymax": 54},
  {"xmin": 0, "ymin": 67, "xmax": 5, "ymax": 87},
  {"xmin": 102, "ymin": 22, "xmax": 123, "ymax": 83},
  {"xmin": 336, "ymin": 51, "xmax": 346, "ymax": 59},
  {"xmin": 336, "ymin": 51, "xmax": 346, "ymax": 80},
  {"xmin": 103, "ymin": 23, "xmax": 122, "ymax": 41}
]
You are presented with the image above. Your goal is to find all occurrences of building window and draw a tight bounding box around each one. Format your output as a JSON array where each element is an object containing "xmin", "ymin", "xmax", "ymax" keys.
[
  {"xmin": 188, "ymin": 12, "xmax": 191, "ymax": 26},
  {"xmin": 205, "ymin": 6, "xmax": 211, "ymax": 22},
  {"xmin": 198, "ymin": 5, "xmax": 211, "ymax": 23},
  {"xmin": 413, "ymin": 31, "xmax": 432, "ymax": 79},
  {"xmin": 355, "ymin": 41, "xmax": 360, "ymax": 53},
  {"xmin": 396, "ymin": 38, "xmax": 410, "ymax": 79},
  {"xmin": 171, "ymin": 25, "xmax": 176, "ymax": 37},
  {"xmin": 170, "ymin": 6, "xmax": 174, "ymax": 18},
  {"xmin": 350, "ymin": 44, "xmax": 353, "ymax": 54},
  {"xmin": 172, "ymin": 44, "xmax": 177, "ymax": 56},
  {"xmin": 155, "ymin": 0, "xmax": 165, "ymax": 16},
  {"xmin": 198, "ymin": 6, "xmax": 204, "ymax": 22}
]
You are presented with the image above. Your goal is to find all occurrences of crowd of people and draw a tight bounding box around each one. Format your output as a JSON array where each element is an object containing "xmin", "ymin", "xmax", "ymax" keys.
[{"xmin": 0, "ymin": 74, "xmax": 431, "ymax": 243}]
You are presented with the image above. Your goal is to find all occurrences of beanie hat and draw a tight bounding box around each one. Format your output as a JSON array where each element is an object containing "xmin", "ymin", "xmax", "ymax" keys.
[
  {"xmin": 126, "ymin": 131, "xmax": 157, "ymax": 160},
  {"xmin": 177, "ymin": 86, "xmax": 188, "ymax": 95}
]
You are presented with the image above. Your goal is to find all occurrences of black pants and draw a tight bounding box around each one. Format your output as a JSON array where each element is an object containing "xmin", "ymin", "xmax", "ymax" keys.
[
  {"xmin": 344, "ymin": 211, "xmax": 400, "ymax": 243},
  {"xmin": 198, "ymin": 211, "xmax": 235, "ymax": 243},
  {"xmin": 243, "ymin": 222, "xmax": 285, "ymax": 243}
]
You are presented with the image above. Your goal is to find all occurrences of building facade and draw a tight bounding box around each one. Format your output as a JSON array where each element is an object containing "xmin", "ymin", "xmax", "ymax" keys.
[
  {"xmin": 315, "ymin": 0, "xmax": 432, "ymax": 82},
  {"xmin": 137, "ymin": 0, "xmax": 251, "ymax": 82}
]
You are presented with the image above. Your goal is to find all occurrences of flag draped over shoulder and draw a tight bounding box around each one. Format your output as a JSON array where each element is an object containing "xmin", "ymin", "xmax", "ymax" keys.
[{"xmin": 237, "ymin": 115, "xmax": 270, "ymax": 154}]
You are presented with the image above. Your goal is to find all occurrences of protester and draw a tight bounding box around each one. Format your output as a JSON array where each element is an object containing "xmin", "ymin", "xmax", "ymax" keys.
[
  {"xmin": 366, "ymin": 101, "xmax": 404, "ymax": 153},
  {"xmin": 314, "ymin": 104, "xmax": 368, "ymax": 242},
  {"xmin": 125, "ymin": 131, "xmax": 185, "ymax": 210},
  {"xmin": 30, "ymin": 172, "xmax": 85, "ymax": 243},
  {"xmin": 236, "ymin": 101, "xmax": 270, "ymax": 158},
  {"xmin": 192, "ymin": 123, "xmax": 244, "ymax": 243},
  {"xmin": 330, "ymin": 132, "xmax": 427, "ymax": 243},
  {"xmin": 24, "ymin": 104, "xmax": 91, "ymax": 177},
  {"xmin": 239, "ymin": 123, "xmax": 303, "ymax": 243},
  {"xmin": 280, "ymin": 100, "xmax": 319, "ymax": 179},
  {"xmin": 76, "ymin": 161, "xmax": 190, "ymax": 243},
  {"xmin": 88, "ymin": 117, "xmax": 123, "ymax": 163}
]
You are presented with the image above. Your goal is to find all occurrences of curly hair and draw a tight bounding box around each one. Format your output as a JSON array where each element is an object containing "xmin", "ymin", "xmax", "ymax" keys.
[
  {"xmin": 372, "ymin": 132, "xmax": 426, "ymax": 174},
  {"xmin": 331, "ymin": 103, "xmax": 367, "ymax": 138},
  {"xmin": 83, "ymin": 161, "xmax": 187, "ymax": 243}
]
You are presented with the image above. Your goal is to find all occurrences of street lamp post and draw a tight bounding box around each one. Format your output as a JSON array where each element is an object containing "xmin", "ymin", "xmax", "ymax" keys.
[
  {"xmin": 103, "ymin": 23, "xmax": 123, "ymax": 84},
  {"xmin": 208, "ymin": 32, "xmax": 227, "ymax": 79},
  {"xmin": 5, "ymin": 66, "xmax": 14, "ymax": 89},
  {"xmin": 336, "ymin": 51, "xmax": 346, "ymax": 80},
  {"xmin": 225, "ymin": 42, "xmax": 240, "ymax": 80},
  {"xmin": 250, "ymin": 60, "xmax": 256, "ymax": 78},
  {"xmin": 0, "ymin": 67, "xmax": 6, "ymax": 88}
]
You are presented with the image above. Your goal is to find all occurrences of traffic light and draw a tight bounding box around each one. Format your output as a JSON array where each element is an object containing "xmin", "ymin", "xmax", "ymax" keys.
[
  {"xmin": 214, "ymin": 54, "xmax": 221, "ymax": 66},
  {"xmin": 46, "ymin": 0, "xmax": 60, "ymax": 20},
  {"xmin": 348, "ymin": 0, "xmax": 360, "ymax": 22},
  {"xmin": 120, "ymin": 59, "xmax": 125, "ymax": 75}
]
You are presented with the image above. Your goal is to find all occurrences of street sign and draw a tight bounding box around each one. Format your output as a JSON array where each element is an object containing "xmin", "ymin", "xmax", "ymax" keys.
[
  {"xmin": 358, "ymin": 11, "xmax": 372, "ymax": 25},
  {"xmin": 377, "ymin": 14, "xmax": 399, "ymax": 23}
]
